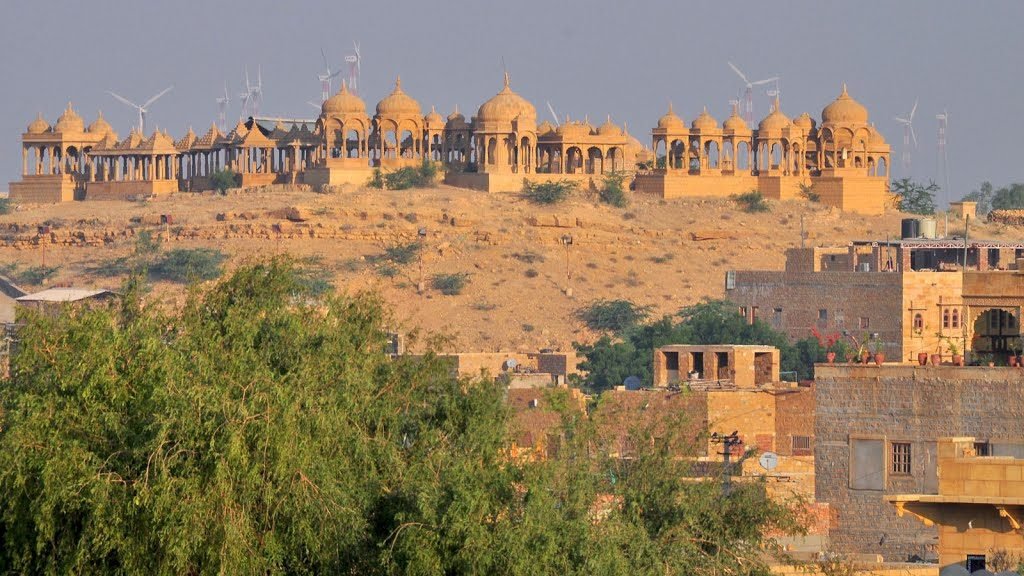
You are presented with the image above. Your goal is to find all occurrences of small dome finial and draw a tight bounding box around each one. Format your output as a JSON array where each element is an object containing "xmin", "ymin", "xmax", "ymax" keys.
[
  {"xmin": 668, "ymin": 101, "xmax": 674, "ymax": 115},
  {"xmin": 503, "ymin": 71, "xmax": 510, "ymax": 88},
  {"xmin": 841, "ymin": 83, "xmax": 848, "ymax": 96},
  {"xmin": 395, "ymin": 76, "xmax": 402, "ymax": 91}
]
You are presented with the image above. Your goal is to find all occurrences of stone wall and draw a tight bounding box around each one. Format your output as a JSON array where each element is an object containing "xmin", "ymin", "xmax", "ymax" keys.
[
  {"xmin": 814, "ymin": 364, "xmax": 1024, "ymax": 562},
  {"xmin": 728, "ymin": 270, "xmax": 904, "ymax": 359}
]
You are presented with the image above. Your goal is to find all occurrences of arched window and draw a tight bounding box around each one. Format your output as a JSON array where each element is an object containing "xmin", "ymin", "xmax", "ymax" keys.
[
  {"xmin": 913, "ymin": 313, "xmax": 924, "ymax": 332},
  {"xmin": 951, "ymin": 309, "xmax": 960, "ymax": 329},
  {"xmin": 943, "ymin": 309, "xmax": 950, "ymax": 329}
]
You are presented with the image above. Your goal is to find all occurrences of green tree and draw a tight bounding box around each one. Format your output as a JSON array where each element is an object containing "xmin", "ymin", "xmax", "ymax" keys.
[
  {"xmin": 962, "ymin": 181, "xmax": 994, "ymax": 215},
  {"xmin": 209, "ymin": 168, "xmax": 237, "ymax": 195},
  {"xmin": 575, "ymin": 300, "xmax": 817, "ymax": 393},
  {"xmin": 892, "ymin": 178, "xmax": 938, "ymax": 215},
  {"xmin": 0, "ymin": 262, "xmax": 801, "ymax": 574},
  {"xmin": 991, "ymin": 182, "xmax": 1024, "ymax": 211}
]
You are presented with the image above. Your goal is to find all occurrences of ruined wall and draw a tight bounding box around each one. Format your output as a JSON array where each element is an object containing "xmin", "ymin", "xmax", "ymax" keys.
[
  {"xmin": 814, "ymin": 175, "xmax": 887, "ymax": 216},
  {"xmin": 814, "ymin": 365, "xmax": 1024, "ymax": 562}
]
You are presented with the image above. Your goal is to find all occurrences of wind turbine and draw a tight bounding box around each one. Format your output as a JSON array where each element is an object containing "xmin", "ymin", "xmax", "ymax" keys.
[
  {"xmin": 318, "ymin": 48, "xmax": 343, "ymax": 103},
  {"xmin": 894, "ymin": 98, "xmax": 918, "ymax": 173},
  {"xmin": 936, "ymin": 108, "xmax": 950, "ymax": 202},
  {"xmin": 546, "ymin": 101, "xmax": 560, "ymax": 126},
  {"xmin": 238, "ymin": 66, "xmax": 264, "ymax": 119},
  {"xmin": 216, "ymin": 82, "xmax": 231, "ymax": 130},
  {"xmin": 106, "ymin": 85, "xmax": 173, "ymax": 135},
  {"xmin": 345, "ymin": 40, "xmax": 361, "ymax": 95},
  {"xmin": 727, "ymin": 61, "xmax": 778, "ymax": 123}
]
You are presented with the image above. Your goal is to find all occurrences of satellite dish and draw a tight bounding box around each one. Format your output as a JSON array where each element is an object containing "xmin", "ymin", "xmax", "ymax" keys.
[
  {"xmin": 503, "ymin": 358, "xmax": 518, "ymax": 371},
  {"xmin": 623, "ymin": 375, "xmax": 642, "ymax": 390},
  {"xmin": 758, "ymin": 451, "xmax": 779, "ymax": 472}
]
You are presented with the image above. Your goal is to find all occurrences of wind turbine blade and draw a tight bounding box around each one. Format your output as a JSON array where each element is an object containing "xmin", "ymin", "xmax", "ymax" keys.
[
  {"xmin": 727, "ymin": 61, "xmax": 749, "ymax": 85},
  {"xmin": 258, "ymin": 65, "xmax": 262, "ymax": 88},
  {"xmin": 750, "ymin": 78, "xmax": 777, "ymax": 86},
  {"xmin": 910, "ymin": 125, "xmax": 918, "ymax": 148},
  {"xmin": 143, "ymin": 85, "xmax": 173, "ymax": 109},
  {"xmin": 107, "ymin": 91, "xmax": 140, "ymax": 109},
  {"xmin": 223, "ymin": 82, "xmax": 229, "ymax": 101},
  {"xmin": 353, "ymin": 40, "xmax": 360, "ymax": 58},
  {"xmin": 321, "ymin": 47, "xmax": 330, "ymax": 70},
  {"xmin": 245, "ymin": 66, "xmax": 250, "ymax": 89},
  {"xmin": 894, "ymin": 116, "xmax": 908, "ymax": 123},
  {"xmin": 909, "ymin": 98, "xmax": 918, "ymax": 122},
  {"xmin": 308, "ymin": 101, "xmax": 321, "ymax": 110},
  {"xmin": 329, "ymin": 68, "xmax": 344, "ymax": 79},
  {"xmin": 546, "ymin": 101, "xmax": 559, "ymax": 126}
]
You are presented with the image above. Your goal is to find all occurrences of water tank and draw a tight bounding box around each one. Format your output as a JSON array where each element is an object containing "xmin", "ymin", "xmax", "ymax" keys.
[
  {"xmin": 900, "ymin": 218, "xmax": 920, "ymax": 239},
  {"xmin": 920, "ymin": 217, "xmax": 937, "ymax": 239}
]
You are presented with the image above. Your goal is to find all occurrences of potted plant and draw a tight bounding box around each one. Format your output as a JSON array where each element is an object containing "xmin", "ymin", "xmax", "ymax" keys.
[
  {"xmin": 917, "ymin": 351, "xmax": 929, "ymax": 366},
  {"xmin": 812, "ymin": 326, "xmax": 841, "ymax": 364},
  {"xmin": 944, "ymin": 336, "xmax": 963, "ymax": 366},
  {"xmin": 869, "ymin": 339, "xmax": 886, "ymax": 365}
]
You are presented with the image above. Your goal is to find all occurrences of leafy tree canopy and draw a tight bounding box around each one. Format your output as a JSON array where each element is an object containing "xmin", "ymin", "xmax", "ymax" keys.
[
  {"xmin": 0, "ymin": 261, "xmax": 799, "ymax": 575},
  {"xmin": 892, "ymin": 178, "xmax": 938, "ymax": 215},
  {"xmin": 575, "ymin": 299, "xmax": 823, "ymax": 393},
  {"xmin": 991, "ymin": 182, "xmax": 1024, "ymax": 211}
]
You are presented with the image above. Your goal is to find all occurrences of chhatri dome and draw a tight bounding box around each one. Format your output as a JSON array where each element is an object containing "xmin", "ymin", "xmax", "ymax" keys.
[
  {"xmin": 54, "ymin": 102, "xmax": 85, "ymax": 133},
  {"xmin": 27, "ymin": 113, "xmax": 50, "ymax": 134},
  {"xmin": 476, "ymin": 73, "xmax": 536, "ymax": 123},
  {"xmin": 445, "ymin": 105, "xmax": 469, "ymax": 129},
  {"xmin": 758, "ymin": 98, "xmax": 792, "ymax": 131},
  {"xmin": 821, "ymin": 84, "xmax": 869, "ymax": 125},
  {"xmin": 376, "ymin": 77, "xmax": 421, "ymax": 116},
  {"xmin": 424, "ymin": 105, "xmax": 444, "ymax": 125},
  {"xmin": 793, "ymin": 112, "xmax": 815, "ymax": 132},
  {"xmin": 691, "ymin": 106, "xmax": 719, "ymax": 131},
  {"xmin": 537, "ymin": 120, "xmax": 556, "ymax": 135},
  {"xmin": 322, "ymin": 82, "xmax": 367, "ymax": 116},
  {"xmin": 723, "ymin": 103, "xmax": 749, "ymax": 132},
  {"xmin": 657, "ymin": 103, "xmax": 686, "ymax": 130},
  {"xmin": 88, "ymin": 111, "xmax": 113, "ymax": 137},
  {"xmin": 597, "ymin": 115, "xmax": 622, "ymax": 136}
]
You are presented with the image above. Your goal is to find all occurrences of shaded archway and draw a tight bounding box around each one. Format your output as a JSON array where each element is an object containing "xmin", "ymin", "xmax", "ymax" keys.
[{"xmin": 973, "ymin": 309, "xmax": 1020, "ymax": 356}]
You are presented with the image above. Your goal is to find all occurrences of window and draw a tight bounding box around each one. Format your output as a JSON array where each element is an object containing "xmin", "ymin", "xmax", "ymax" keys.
[
  {"xmin": 818, "ymin": 309, "xmax": 828, "ymax": 323},
  {"xmin": 951, "ymin": 309, "xmax": 960, "ymax": 329},
  {"xmin": 739, "ymin": 306, "xmax": 748, "ymax": 319},
  {"xmin": 751, "ymin": 306, "xmax": 758, "ymax": 322},
  {"xmin": 913, "ymin": 313, "xmax": 924, "ymax": 332},
  {"xmin": 772, "ymin": 307, "xmax": 783, "ymax": 328},
  {"xmin": 859, "ymin": 316, "xmax": 870, "ymax": 329},
  {"xmin": 974, "ymin": 441, "xmax": 991, "ymax": 456},
  {"xmin": 850, "ymin": 438, "xmax": 885, "ymax": 490},
  {"xmin": 943, "ymin": 309, "xmax": 950, "ymax": 329},
  {"xmin": 664, "ymin": 351, "xmax": 679, "ymax": 371},
  {"xmin": 966, "ymin": 555, "xmax": 986, "ymax": 572},
  {"xmin": 725, "ymin": 270, "xmax": 736, "ymax": 290},
  {"xmin": 891, "ymin": 442, "xmax": 911, "ymax": 475},
  {"xmin": 792, "ymin": 435, "xmax": 812, "ymax": 455}
]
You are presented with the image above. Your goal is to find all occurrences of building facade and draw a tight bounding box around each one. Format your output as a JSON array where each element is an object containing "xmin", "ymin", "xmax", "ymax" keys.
[
  {"xmin": 727, "ymin": 240, "xmax": 1024, "ymax": 363},
  {"xmin": 815, "ymin": 364, "xmax": 1024, "ymax": 562}
]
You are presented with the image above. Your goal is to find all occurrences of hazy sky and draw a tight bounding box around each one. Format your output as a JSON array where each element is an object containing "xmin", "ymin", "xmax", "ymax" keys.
[{"xmin": 2, "ymin": 0, "xmax": 1021, "ymax": 202}]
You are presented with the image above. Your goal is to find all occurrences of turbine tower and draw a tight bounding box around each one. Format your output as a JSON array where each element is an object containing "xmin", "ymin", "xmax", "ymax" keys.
[
  {"xmin": 238, "ymin": 66, "xmax": 264, "ymax": 119},
  {"xmin": 106, "ymin": 86, "xmax": 174, "ymax": 134},
  {"xmin": 318, "ymin": 48, "xmax": 343, "ymax": 103},
  {"xmin": 727, "ymin": 61, "xmax": 778, "ymax": 124},
  {"xmin": 894, "ymin": 98, "xmax": 918, "ymax": 174},
  {"xmin": 345, "ymin": 41, "xmax": 361, "ymax": 95},
  {"xmin": 216, "ymin": 82, "xmax": 231, "ymax": 130},
  {"xmin": 936, "ymin": 109, "xmax": 950, "ymax": 204}
]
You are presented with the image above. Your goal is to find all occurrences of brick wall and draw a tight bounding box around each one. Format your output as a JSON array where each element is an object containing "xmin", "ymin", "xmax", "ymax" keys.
[
  {"xmin": 814, "ymin": 364, "xmax": 1024, "ymax": 562},
  {"xmin": 728, "ymin": 270, "xmax": 904, "ymax": 358}
]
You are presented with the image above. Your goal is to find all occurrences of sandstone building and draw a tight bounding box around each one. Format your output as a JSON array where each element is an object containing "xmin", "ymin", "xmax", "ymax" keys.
[
  {"xmin": 11, "ymin": 77, "xmax": 888, "ymax": 213},
  {"xmin": 634, "ymin": 86, "xmax": 891, "ymax": 214},
  {"xmin": 727, "ymin": 238, "xmax": 1024, "ymax": 363},
  {"xmin": 815, "ymin": 363, "xmax": 1024, "ymax": 562},
  {"xmin": 888, "ymin": 436, "xmax": 1024, "ymax": 573}
]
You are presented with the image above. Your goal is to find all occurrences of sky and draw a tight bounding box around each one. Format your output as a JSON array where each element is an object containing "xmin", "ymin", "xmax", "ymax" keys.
[{"xmin": 2, "ymin": 0, "xmax": 1021, "ymax": 203}]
